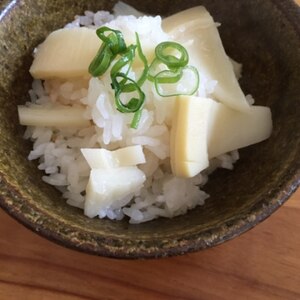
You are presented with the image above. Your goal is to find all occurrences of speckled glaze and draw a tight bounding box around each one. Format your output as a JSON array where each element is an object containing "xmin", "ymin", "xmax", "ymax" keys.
[{"xmin": 0, "ymin": 0, "xmax": 299, "ymax": 258}]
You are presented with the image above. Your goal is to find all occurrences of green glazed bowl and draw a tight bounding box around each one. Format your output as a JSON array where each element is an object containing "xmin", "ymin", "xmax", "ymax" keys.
[{"xmin": 0, "ymin": 0, "xmax": 299, "ymax": 258}]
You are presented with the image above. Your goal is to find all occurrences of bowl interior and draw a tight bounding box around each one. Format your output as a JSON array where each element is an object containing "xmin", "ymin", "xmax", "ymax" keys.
[{"xmin": 0, "ymin": 0, "xmax": 299, "ymax": 257}]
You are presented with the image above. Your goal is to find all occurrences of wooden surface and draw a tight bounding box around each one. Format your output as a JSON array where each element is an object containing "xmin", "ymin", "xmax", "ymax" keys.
[{"xmin": 0, "ymin": 188, "xmax": 299, "ymax": 300}]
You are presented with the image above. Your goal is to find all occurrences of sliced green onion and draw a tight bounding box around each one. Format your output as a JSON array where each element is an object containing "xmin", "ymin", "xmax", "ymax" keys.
[
  {"xmin": 110, "ymin": 44, "xmax": 137, "ymax": 87},
  {"xmin": 112, "ymin": 73, "xmax": 145, "ymax": 114},
  {"xmin": 154, "ymin": 68, "xmax": 183, "ymax": 84},
  {"xmin": 135, "ymin": 33, "xmax": 149, "ymax": 87},
  {"xmin": 131, "ymin": 110, "xmax": 143, "ymax": 129},
  {"xmin": 155, "ymin": 41, "xmax": 189, "ymax": 69},
  {"xmin": 89, "ymin": 26, "xmax": 200, "ymax": 129},
  {"xmin": 89, "ymin": 27, "xmax": 127, "ymax": 77},
  {"xmin": 147, "ymin": 58, "xmax": 166, "ymax": 82},
  {"xmin": 154, "ymin": 65, "xmax": 199, "ymax": 97},
  {"xmin": 110, "ymin": 34, "xmax": 148, "ymax": 129},
  {"xmin": 96, "ymin": 27, "xmax": 127, "ymax": 55},
  {"xmin": 88, "ymin": 44, "xmax": 114, "ymax": 77}
]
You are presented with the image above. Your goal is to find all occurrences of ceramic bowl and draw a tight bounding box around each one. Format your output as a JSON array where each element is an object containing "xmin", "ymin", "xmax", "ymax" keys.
[{"xmin": 0, "ymin": 0, "xmax": 299, "ymax": 258}]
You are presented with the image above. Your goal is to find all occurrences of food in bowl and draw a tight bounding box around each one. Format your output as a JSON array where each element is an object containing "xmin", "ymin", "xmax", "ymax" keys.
[{"xmin": 17, "ymin": 2, "xmax": 272, "ymax": 223}]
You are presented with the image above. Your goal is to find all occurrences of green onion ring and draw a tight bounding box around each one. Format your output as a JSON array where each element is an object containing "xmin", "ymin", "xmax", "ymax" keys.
[
  {"xmin": 89, "ymin": 26, "xmax": 200, "ymax": 129},
  {"xmin": 131, "ymin": 110, "xmax": 143, "ymax": 129},
  {"xmin": 112, "ymin": 73, "xmax": 145, "ymax": 114},
  {"xmin": 88, "ymin": 44, "xmax": 114, "ymax": 77},
  {"xmin": 155, "ymin": 41, "xmax": 189, "ymax": 69},
  {"xmin": 96, "ymin": 27, "xmax": 127, "ymax": 54},
  {"xmin": 154, "ymin": 65, "xmax": 199, "ymax": 97},
  {"xmin": 153, "ymin": 68, "xmax": 183, "ymax": 84},
  {"xmin": 110, "ymin": 44, "xmax": 137, "ymax": 87},
  {"xmin": 135, "ymin": 33, "xmax": 149, "ymax": 87},
  {"xmin": 147, "ymin": 58, "xmax": 165, "ymax": 82}
]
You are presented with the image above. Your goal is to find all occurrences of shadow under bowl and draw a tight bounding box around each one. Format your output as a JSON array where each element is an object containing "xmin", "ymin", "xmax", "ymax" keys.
[{"xmin": 0, "ymin": 0, "xmax": 299, "ymax": 258}]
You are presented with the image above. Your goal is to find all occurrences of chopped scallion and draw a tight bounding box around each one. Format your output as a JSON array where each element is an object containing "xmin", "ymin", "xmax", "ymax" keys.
[
  {"xmin": 135, "ymin": 33, "xmax": 149, "ymax": 87},
  {"xmin": 96, "ymin": 27, "xmax": 127, "ymax": 55},
  {"xmin": 112, "ymin": 73, "xmax": 145, "ymax": 114},
  {"xmin": 88, "ymin": 44, "xmax": 114, "ymax": 77},
  {"xmin": 154, "ymin": 66, "xmax": 199, "ymax": 97},
  {"xmin": 89, "ymin": 26, "xmax": 200, "ymax": 129},
  {"xmin": 155, "ymin": 41, "xmax": 189, "ymax": 69}
]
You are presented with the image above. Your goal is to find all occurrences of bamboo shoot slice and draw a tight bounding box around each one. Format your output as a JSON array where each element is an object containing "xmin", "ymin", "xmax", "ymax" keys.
[
  {"xmin": 162, "ymin": 6, "xmax": 250, "ymax": 112},
  {"xmin": 18, "ymin": 105, "xmax": 89, "ymax": 128},
  {"xmin": 30, "ymin": 28, "xmax": 100, "ymax": 79},
  {"xmin": 207, "ymin": 102, "xmax": 273, "ymax": 158},
  {"xmin": 81, "ymin": 145, "xmax": 146, "ymax": 169},
  {"xmin": 170, "ymin": 96, "xmax": 211, "ymax": 177},
  {"xmin": 85, "ymin": 167, "xmax": 146, "ymax": 218}
]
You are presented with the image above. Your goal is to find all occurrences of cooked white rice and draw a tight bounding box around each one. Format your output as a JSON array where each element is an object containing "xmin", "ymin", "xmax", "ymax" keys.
[{"xmin": 24, "ymin": 4, "xmax": 246, "ymax": 223}]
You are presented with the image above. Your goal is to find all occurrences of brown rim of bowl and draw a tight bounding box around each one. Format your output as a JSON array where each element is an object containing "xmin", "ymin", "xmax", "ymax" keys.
[{"xmin": 0, "ymin": 0, "xmax": 299, "ymax": 259}]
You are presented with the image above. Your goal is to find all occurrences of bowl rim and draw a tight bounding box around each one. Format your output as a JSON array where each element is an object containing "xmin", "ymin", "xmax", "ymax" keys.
[
  {"xmin": 0, "ymin": 0, "xmax": 299, "ymax": 258},
  {"xmin": 1, "ymin": 167, "xmax": 299, "ymax": 258}
]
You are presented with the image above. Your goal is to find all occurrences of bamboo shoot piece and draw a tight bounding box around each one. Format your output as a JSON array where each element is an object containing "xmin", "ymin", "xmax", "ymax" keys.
[
  {"xmin": 30, "ymin": 28, "xmax": 100, "ymax": 79},
  {"xmin": 18, "ymin": 105, "xmax": 90, "ymax": 128},
  {"xmin": 170, "ymin": 96, "xmax": 272, "ymax": 178},
  {"xmin": 170, "ymin": 96, "xmax": 211, "ymax": 177},
  {"xmin": 85, "ymin": 167, "xmax": 146, "ymax": 218},
  {"xmin": 81, "ymin": 145, "xmax": 146, "ymax": 169},
  {"xmin": 162, "ymin": 6, "xmax": 250, "ymax": 112},
  {"xmin": 207, "ymin": 101, "xmax": 273, "ymax": 158},
  {"xmin": 29, "ymin": 18, "xmax": 165, "ymax": 79}
]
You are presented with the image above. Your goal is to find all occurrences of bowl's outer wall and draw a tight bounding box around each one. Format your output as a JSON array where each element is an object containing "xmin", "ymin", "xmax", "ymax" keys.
[{"xmin": 0, "ymin": 0, "xmax": 299, "ymax": 258}]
